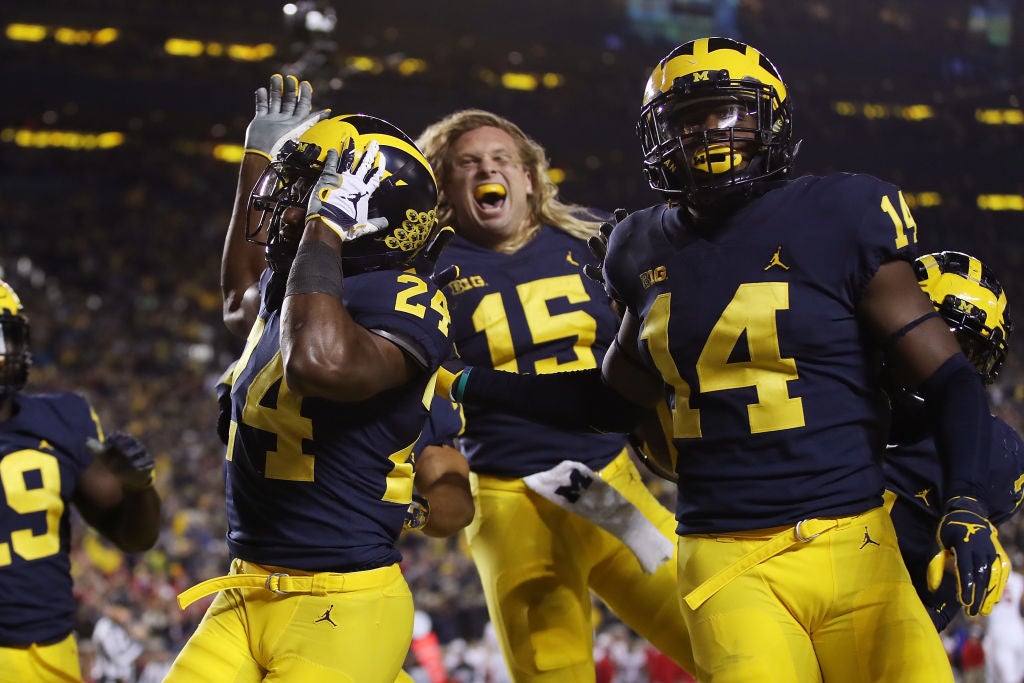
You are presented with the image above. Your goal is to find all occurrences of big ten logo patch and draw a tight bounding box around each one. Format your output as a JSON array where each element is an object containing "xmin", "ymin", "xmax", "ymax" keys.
[
  {"xmin": 640, "ymin": 266, "xmax": 668, "ymax": 289},
  {"xmin": 447, "ymin": 275, "xmax": 487, "ymax": 295}
]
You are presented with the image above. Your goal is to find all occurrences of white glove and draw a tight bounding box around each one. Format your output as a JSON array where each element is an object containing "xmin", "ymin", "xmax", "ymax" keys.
[
  {"xmin": 306, "ymin": 139, "xmax": 389, "ymax": 242},
  {"xmin": 243, "ymin": 73, "xmax": 329, "ymax": 161}
]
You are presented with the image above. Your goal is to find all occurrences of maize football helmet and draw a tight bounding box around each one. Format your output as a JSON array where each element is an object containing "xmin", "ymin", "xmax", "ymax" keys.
[
  {"xmin": 247, "ymin": 113, "xmax": 440, "ymax": 275},
  {"xmin": 638, "ymin": 37, "xmax": 796, "ymax": 212},
  {"xmin": 915, "ymin": 251, "xmax": 1012, "ymax": 383},
  {"xmin": 0, "ymin": 279, "xmax": 30, "ymax": 398}
]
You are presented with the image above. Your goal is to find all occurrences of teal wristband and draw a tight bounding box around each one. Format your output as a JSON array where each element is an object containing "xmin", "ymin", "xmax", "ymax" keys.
[{"xmin": 452, "ymin": 367, "xmax": 472, "ymax": 402}]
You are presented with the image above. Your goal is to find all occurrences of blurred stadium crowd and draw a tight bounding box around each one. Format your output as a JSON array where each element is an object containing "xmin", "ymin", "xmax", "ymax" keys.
[{"xmin": 3, "ymin": 0, "xmax": 1024, "ymax": 680}]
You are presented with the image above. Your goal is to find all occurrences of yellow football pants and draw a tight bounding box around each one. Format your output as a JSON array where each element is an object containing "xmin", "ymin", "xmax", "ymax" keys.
[
  {"xmin": 678, "ymin": 505, "xmax": 953, "ymax": 682},
  {"xmin": 0, "ymin": 633, "xmax": 81, "ymax": 683},
  {"xmin": 165, "ymin": 559, "xmax": 413, "ymax": 683},
  {"xmin": 465, "ymin": 450, "xmax": 693, "ymax": 682}
]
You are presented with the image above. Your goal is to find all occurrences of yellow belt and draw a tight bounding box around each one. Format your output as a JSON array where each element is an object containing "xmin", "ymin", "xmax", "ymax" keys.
[
  {"xmin": 177, "ymin": 559, "xmax": 400, "ymax": 609},
  {"xmin": 683, "ymin": 516, "xmax": 852, "ymax": 611}
]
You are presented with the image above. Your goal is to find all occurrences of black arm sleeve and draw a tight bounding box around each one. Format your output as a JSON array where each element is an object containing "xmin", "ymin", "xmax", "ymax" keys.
[
  {"xmin": 460, "ymin": 367, "xmax": 646, "ymax": 434},
  {"xmin": 919, "ymin": 353, "xmax": 993, "ymax": 509}
]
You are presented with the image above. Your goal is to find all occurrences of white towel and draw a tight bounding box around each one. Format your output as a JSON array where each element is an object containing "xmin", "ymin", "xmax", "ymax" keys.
[{"xmin": 523, "ymin": 460, "xmax": 674, "ymax": 573}]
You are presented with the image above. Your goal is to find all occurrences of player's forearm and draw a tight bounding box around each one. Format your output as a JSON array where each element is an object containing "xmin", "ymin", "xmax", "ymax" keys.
[
  {"xmin": 280, "ymin": 293, "xmax": 376, "ymax": 398},
  {"xmin": 459, "ymin": 367, "xmax": 645, "ymax": 433},
  {"xmin": 920, "ymin": 353, "xmax": 992, "ymax": 503},
  {"xmin": 100, "ymin": 488, "xmax": 162, "ymax": 553},
  {"xmin": 222, "ymin": 154, "xmax": 271, "ymax": 335}
]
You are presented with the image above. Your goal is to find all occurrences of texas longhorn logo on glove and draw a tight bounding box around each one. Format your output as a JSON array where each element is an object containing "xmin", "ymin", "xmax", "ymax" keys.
[{"xmin": 306, "ymin": 138, "xmax": 388, "ymax": 242}]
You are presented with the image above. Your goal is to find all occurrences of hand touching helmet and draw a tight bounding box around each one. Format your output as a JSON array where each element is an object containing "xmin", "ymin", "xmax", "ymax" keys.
[{"xmin": 306, "ymin": 139, "xmax": 389, "ymax": 243}]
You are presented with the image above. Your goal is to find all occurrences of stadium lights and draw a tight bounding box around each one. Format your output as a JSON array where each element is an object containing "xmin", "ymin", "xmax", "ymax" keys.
[
  {"xmin": 6, "ymin": 23, "xmax": 48, "ymax": 41},
  {"xmin": 1, "ymin": 127, "xmax": 124, "ymax": 150},
  {"xmin": 978, "ymin": 194, "xmax": 1024, "ymax": 211},
  {"xmin": 903, "ymin": 192, "xmax": 943, "ymax": 208},
  {"xmin": 163, "ymin": 37, "xmax": 275, "ymax": 61},
  {"xmin": 975, "ymin": 108, "xmax": 1024, "ymax": 125},
  {"xmin": 346, "ymin": 55, "xmax": 383, "ymax": 74},
  {"xmin": 397, "ymin": 58, "xmax": 428, "ymax": 76},
  {"xmin": 833, "ymin": 101, "xmax": 935, "ymax": 121},
  {"xmin": 6, "ymin": 23, "xmax": 118, "ymax": 45},
  {"xmin": 213, "ymin": 144, "xmax": 245, "ymax": 163}
]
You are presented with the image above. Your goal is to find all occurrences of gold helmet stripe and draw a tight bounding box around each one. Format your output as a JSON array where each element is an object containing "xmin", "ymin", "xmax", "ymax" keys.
[
  {"xmin": 0, "ymin": 280, "xmax": 24, "ymax": 315},
  {"xmin": 298, "ymin": 118, "xmax": 360, "ymax": 162},
  {"xmin": 918, "ymin": 253, "xmax": 1009, "ymax": 337},
  {"xmin": 644, "ymin": 38, "xmax": 787, "ymax": 107},
  {"xmin": 337, "ymin": 115, "xmax": 436, "ymax": 185},
  {"xmin": 967, "ymin": 254, "xmax": 983, "ymax": 282},
  {"xmin": 299, "ymin": 116, "xmax": 437, "ymax": 186}
]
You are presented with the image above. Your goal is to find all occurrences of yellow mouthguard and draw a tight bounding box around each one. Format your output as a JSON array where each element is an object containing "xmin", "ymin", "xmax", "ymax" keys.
[
  {"xmin": 474, "ymin": 183, "xmax": 507, "ymax": 200},
  {"xmin": 692, "ymin": 145, "xmax": 744, "ymax": 174}
]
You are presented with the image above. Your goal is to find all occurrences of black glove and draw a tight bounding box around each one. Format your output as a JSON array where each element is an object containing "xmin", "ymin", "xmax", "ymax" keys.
[
  {"xmin": 923, "ymin": 572, "xmax": 962, "ymax": 632},
  {"xmin": 929, "ymin": 495, "xmax": 1008, "ymax": 617},
  {"xmin": 582, "ymin": 208, "xmax": 628, "ymax": 286},
  {"xmin": 432, "ymin": 264, "xmax": 461, "ymax": 290},
  {"xmin": 86, "ymin": 432, "xmax": 155, "ymax": 492},
  {"xmin": 216, "ymin": 383, "xmax": 232, "ymax": 446},
  {"xmin": 413, "ymin": 225, "xmax": 456, "ymax": 277}
]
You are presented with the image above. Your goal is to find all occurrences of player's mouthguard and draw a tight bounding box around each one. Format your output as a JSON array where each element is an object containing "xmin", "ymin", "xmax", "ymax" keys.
[{"xmin": 474, "ymin": 184, "xmax": 507, "ymax": 202}]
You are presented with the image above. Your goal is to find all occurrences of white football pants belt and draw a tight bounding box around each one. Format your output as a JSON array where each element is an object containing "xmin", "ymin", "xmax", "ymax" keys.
[{"xmin": 523, "ymin": 460, "xmax": 674, "ymax": 574}]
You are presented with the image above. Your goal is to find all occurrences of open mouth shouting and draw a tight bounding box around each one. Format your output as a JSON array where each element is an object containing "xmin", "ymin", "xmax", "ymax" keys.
[{"xmin": 474, "ymin": 183, "xmax": 507, "ymax": 215}]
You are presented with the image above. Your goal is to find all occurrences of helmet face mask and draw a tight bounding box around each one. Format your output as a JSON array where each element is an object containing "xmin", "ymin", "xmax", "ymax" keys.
[
  {"xmin": 247, "ymin": 114, "xmax": 440, "ymax": 276},
  {"xmin": 638, "ymin": 37, "xmax": 795, "ymax": 212},
  {"xmin": 0, "ymin": 280, "xmax": 30, "ymax": 399},
  {"xmin": 247, "ymin": 139, "xmax": 324, "ymax": 273}
]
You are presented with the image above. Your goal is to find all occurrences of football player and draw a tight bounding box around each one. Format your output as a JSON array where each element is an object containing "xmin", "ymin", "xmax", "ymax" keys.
[
  {"xmin": 214, "ymin": 361, "xmax": 472, "ymax": 540},
  {"xmin": 446, "ymin": 243, "xmax": 1020, "ymax": 651},
  {"xmin": 416, "ymin": 110, "xmax": 694, "ymax": 680},
  {"xmin": 0, "ymin": 279, "xmax": 160, "ymax": 683},
  {"xmin": 884, "ymin": 250, "xmax": 1021, "ymax": 631},
  {"xmin": 598, "ymin": 37, "xmax": 999, "ymax": 681},
  {"xmin": 164, "ymin": 76, "xmax": 461, "ymax": 683}
]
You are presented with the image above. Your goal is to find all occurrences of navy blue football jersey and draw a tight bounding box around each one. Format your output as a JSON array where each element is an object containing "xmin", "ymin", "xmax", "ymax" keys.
[
  {"xmin": 604, "ymin": 174, "xmax": 920, "ymax": 533},
  {"xmin": 885, "ymin": 414, "xmax": 1024, "ymax": 525},
  {"xmin": 414, "ymin": 396, "xmax": 465, "ymax": 455},
  {"xmin": 225, "ymin": 268, "xmax": 451, "ymax": 572},
  {"xmin": 434, "ymin": 226, "xmax": 627, "ymax": 477},
  {"xmin": 0, "ymin": 392, "xmax": 102, "ymax": 645}
]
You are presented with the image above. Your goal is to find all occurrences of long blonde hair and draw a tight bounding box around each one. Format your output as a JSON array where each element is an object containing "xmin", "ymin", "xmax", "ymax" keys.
[{"xmin": 416, "ymin": 110, "xmax": 600, "ymax": 249}]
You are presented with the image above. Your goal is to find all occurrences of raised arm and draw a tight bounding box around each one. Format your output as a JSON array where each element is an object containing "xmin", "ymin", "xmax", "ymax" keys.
[
  {"xmin": 222, "ymin": 74, "xmax": 329, "ymax": 338},
  {"xmin": 280, "ymin": 144, "xmax": 419, "ymax": 401}
]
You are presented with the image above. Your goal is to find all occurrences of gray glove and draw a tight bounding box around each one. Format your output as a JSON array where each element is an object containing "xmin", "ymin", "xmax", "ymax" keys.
[
  {"xmin": 243, "ymin": 73, "xmax": 329, "ymax": 161},
  {"xmin": 306, "ymin": 139, "xmax": 388, "ymax": 242},
  {"xmin": 86, "ymin": 432, "xmax": 155, "ymax": 492}
]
